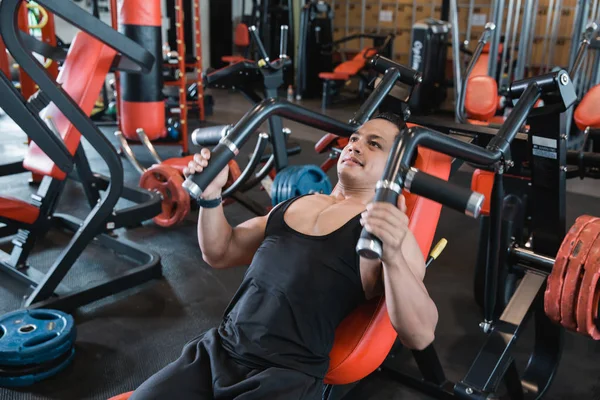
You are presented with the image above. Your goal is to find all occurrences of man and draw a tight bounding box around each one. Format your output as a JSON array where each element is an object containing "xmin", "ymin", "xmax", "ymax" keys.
[{"xmin": 130, "ymin": 113, "xmax": 438, "ymax": 399}]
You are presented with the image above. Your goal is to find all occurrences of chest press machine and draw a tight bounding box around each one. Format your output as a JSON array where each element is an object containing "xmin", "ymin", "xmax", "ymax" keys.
[{"xmin": 0, "ymin": 0, "xmax": 163, "ymax": 311}]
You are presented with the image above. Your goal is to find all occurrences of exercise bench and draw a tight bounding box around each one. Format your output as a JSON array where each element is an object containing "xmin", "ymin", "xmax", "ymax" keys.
[{"xmin": 0, "ymin": 0, "xmax": 163, "ymax": 313}]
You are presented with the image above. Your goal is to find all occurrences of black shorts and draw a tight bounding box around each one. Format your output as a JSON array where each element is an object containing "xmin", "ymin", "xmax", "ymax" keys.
[{"xmin": 129, "ymin": 328, "xmax": 324, "ymax": 400}]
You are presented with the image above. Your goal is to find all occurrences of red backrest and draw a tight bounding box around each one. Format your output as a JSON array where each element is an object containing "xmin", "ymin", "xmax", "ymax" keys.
[
  {"xmin": 574, "ymin": 84, "xmax": 600, "ymax": 131},
  {"xmin": 0, "ymin": 37, "xmax": 8, "ymax": 76},
  {"xmin": 23, "ymin": 32, "xmax": 117, "ymax": 180},
  {"xmin": 471, "ymin": 52, "xmax": 490, "ymax": 79},
  {"xmin": 234, "ymin": 23, "xmax": 250, "ymax": 48},
  {"xmin": 325, "ymin": 146, "xmax": 452, "ymax": 385},
  {"xmin": 465, "ymin": 75, "xmax": 499, "ymax": 121}
]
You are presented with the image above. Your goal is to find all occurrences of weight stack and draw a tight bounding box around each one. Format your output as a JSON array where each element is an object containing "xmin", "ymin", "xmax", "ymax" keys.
[
  {"xmin": 118, "ymin": 0, "xmax": 166, "ymax": 141},
  {"xmin": 408, "ymin": 19, "xmax": 451, "ymax": 115}
]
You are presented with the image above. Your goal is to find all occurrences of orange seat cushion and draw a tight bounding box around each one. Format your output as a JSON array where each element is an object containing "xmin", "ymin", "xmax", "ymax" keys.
[
  {"xmin": 234, "ymin": 23, "xmax": 251, "ymax": 48},
  {"xmin": 222, "ymin": 55, "xmax": 246, "ymax": 64},
  {"xmin": 325, "ymin": 146, "xmax": 452, "ymax": 384},
  {"xmin": 471, "ymin": 53, "xmax": 490, "ymax": 79},
  {"xmin": 574, "ymin": 84, "xmax": 600, "ymax": 131},
  {"xmin": 319, "ymin": 71, "xmax": 351, "ymax": 81},
  {"xmin": 23, "ymin": 32, "xmax": 117, "ymax": 180},
  {"xmin": 162, "ymin": 155, "xmax": 193, "ymax": 174},
  {"xmin": 0, "ymin": 196, "xmax": 40, "ymax": 224},
  {"xmin": 107, "ymin": 392, "xmax": 133, "ymax": 400},
  {"xmin": 0, "ymin": 37, "xmax": 8, "ymax": 77},
  {"xmin": 465, "ymin": 76, "xmax": 499, "ymax": 122},
  {"xmin": 351, "ymin": 48, "xmax": 377, "ymax": 62},
  {"xmin": 335, "ymin": 60, "xmax": 365, "ymax": 75}
]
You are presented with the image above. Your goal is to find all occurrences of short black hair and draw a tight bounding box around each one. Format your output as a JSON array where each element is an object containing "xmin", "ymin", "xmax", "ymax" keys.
[{"xmin": 370, "ymin": 112, "xmax": 405, "ymax": 133}]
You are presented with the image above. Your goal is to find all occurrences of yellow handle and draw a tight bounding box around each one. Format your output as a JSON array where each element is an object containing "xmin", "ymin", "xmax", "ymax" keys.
[
  {"xmin": 429, "ymin": 238, "xmax": 448, "ymax": 261},
  {"xmin": 27, "ymin": 3, "xmax": 49, "ymax": 29}
]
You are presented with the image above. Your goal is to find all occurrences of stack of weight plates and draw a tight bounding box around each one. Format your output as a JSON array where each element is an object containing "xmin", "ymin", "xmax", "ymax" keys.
[
  {"xmin": 271, "ymin": 165, "xmax": 333, "ymax": 206},
  {"xmin": 0, "ymin": 309, "xmax": 76, "ymax": 387}
]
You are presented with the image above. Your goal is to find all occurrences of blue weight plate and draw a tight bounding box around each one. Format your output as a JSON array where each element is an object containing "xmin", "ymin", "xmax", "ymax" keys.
[
  {"xmin": 294, "ymin": 165, "xmax": 332, "ymax": 196},
  {"xmin": 0, "ymin": 333, "xmax": 74, "ymax": 367},
  {"xmin": 0, "ymin": 309, "xmax": 76, "ymax": 366},
  {"xmin": 281, "ymin": 165, "xmax": 300, "ymax": 201},
  {"xmin": 0, "ymin": 347, "xmax": 75, "ymax": 388},
  {"xmin": 271, "ymin": 167, "xmax": 286, "ymax": 206}
]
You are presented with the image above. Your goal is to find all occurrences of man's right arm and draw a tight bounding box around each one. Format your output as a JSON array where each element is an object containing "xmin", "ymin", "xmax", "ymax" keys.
[
  {"xmin": 185, "ymin": 148, "xmax": 268, "ymax": 269},
  {"xmin": 197, "ymin": 203, "xmax": 267, "ymax": 269}
]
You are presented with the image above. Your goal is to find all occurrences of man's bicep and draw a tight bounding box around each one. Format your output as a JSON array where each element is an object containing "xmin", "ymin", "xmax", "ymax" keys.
[{"xmin": 228, "ymin": 215, "xmax": 268, "ymax": 266}]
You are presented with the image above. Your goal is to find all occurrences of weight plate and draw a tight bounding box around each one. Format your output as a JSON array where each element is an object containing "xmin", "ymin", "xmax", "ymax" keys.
[
  {"xmin": 0, "ymin": 309, "xmax": 76, "ymax": 366},
  {"xmin": 140, "ymin": 164, "xmax": 190, "ymax": 227},
  {"xmin": 545, "ymin": 215, "xmax": 599, "ymax": 324},
  {"xmin": 0, "ymin": 347, "xmax": 75, "ymax": 388},
  {"xmin": 559, "ymin": 220, "xmax": 600, "ymax": 330},
  {"xmin": 576, "ymin": 235, "xmax": 600, "ymax": 339},
  {"xmin": 285, "ymin": 166, "xmax": 302, "ymax": 200},
  {"xmin": 294, "ymin": 165, "xmax": 332, "ymax": 196},
  {"xmin": 283, "ymin": 166, "xmax": 301, "ymax": 203},
  {"xmin": 0, "ymin": 334, "xmax": 73, "ymax": 367},
  {"xmin": 271, "ymin": 166, "xmax": 290, "ymax": 206}
]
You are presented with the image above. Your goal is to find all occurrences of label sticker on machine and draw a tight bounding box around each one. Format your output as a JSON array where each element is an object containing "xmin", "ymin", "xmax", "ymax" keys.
[
  {"xmin": 379, "ymin": 10, "xmax": 393, "ymax": 22},
  {"xmin": 532, "ymin": 136, "xmax": 557, "ymax": 159},
  {"xmin": 471, "ymin": 14, "xmax": 487, "ymax": 26}
]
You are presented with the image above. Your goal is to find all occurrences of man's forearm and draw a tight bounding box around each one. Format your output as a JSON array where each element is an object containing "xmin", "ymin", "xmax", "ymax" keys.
[
  {"xmin": 197, "ymin": 200, "xmax": 233, "ymax": 264},
  {"xmin": 382, "ymin": 254, "xmax": 438, "ymax": 350}
]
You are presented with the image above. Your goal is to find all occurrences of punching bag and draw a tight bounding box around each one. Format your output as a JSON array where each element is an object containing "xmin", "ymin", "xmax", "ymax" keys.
[{"xmin": 118, "ymin": 0, "xmax": 165, "ymax": 140}]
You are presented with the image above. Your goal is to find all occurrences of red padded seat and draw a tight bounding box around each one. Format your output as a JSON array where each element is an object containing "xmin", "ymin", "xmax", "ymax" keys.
[
  {"xmin": 0, "ymin": 197, "xmax": 40, "ymax": 224},
  {"xmin": 465, "ymin": 76, "xmax": 499, "ymax": 122},
  {"xmin": 2, "ymin": 32, "xmax": 115, "ymax": 226},
  {"xmin": 221, "ymin": 55, "xmax": 246, "ymax": 64},
  {"xmin": 574, "ymin": 84, "xmax": 600, "ymax": 131},
  {"xmin": 23, "ymin": 32, "xmax": 117, "ymax": 180}
]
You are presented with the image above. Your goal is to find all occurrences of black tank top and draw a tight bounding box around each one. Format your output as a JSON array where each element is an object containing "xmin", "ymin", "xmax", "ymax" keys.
[{"xmin": 218, "ymin": 195, "xmax": 367, "ymax": 379}]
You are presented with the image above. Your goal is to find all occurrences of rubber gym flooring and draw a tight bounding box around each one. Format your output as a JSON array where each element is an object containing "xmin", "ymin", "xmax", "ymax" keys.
[{"xmin": 1, "ymin": 91, "xmax": 600, "ymax": 400}]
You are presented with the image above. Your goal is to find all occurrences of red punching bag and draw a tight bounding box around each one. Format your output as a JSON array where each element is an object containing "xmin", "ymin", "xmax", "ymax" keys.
[{"xmin": 118, "ymin": 0, "xmax": 166, "ymax": 140}]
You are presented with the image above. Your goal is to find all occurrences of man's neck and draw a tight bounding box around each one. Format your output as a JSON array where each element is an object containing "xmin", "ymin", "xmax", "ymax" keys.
[{"xmin": 330, "ymin": 183, "xmax": 373, "ymax": 205}]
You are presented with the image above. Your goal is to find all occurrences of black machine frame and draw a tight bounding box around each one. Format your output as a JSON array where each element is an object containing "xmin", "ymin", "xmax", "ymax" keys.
[
  {"xmin": 0, "ymin": 0, "xmax": 163, "ymax": 312},
  {"xmin": 181, "ymin": 45, "xmax": 597, "ymax": 399},
  {"xmin": 381, "ymin": 70, "xmax": 598, "ymax": 400}
]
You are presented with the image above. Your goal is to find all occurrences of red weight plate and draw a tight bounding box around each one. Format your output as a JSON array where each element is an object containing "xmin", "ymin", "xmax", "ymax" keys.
[
  {"xmin": 576, "ymin": 235, "xmax": 600, "ymax": 339},
  {"xmin": 140, "ymin": 164, "xmax": 190, "ymax": 227},
  {"xmin": 545, "ymin": 215, "xmax": 599, "ymax": 323},
  {"xmin": 222, "ymin": 160, "xmax": 242, "ymax": 207},
  {"xmin": 560, "ymin": 219, "xmax": 600, "ymax": 330}
]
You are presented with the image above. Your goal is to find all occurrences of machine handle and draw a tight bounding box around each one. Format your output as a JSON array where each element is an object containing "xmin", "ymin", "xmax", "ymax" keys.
[
  {"xmin": 280, "ymin": 25, "xmax": 289, "ymax": 59},
  {"xmin": 356, "ymin": 168, "xmax": 484, "ymax": 260},
  {"xmin": 191, "ymin": 125, "xmax": 231, "ymax": 147},
  {"xmin": 405, "ymin": 168, "xmax": 484, "ymax": 218},
  {"xmin": 369, "ymin": 55, "xmax": 422, "ymax": 86},
  {"xmin": 356, "ymin": 185, "xmax": 400, "ymax": 260},
  {"xmin": 249, "ymin": 25, "xmax": 270, "ymax": 62},
  {"xmin": 570, "ymin": 22, "xmax": 599, "ymax": 78},
  {"xmin": 182, "ymin": 144, "xmax": 235, "ymax": 200}
]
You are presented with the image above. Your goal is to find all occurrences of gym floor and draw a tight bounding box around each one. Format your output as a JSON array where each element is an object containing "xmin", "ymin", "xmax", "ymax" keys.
[{"xmin": 1, "ymin": 91, "xmax": 600, "ymax": 400}]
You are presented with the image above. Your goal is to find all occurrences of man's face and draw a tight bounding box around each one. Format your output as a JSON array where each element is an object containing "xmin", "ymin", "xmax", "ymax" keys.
[{"xmin": 336, "ymin": 118, "xmax": 399, "ymax": 189}]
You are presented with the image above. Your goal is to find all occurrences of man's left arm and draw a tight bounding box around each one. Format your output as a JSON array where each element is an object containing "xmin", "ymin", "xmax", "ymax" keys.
[{"xmin": 361, "ymin": 199, "xmax": 438, "ymax": 350}]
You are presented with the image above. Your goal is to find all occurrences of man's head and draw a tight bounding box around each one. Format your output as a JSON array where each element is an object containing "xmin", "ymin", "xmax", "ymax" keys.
[{"xmin": 336, "ymin": 112, "xmax": 404, "ymax": 189}]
